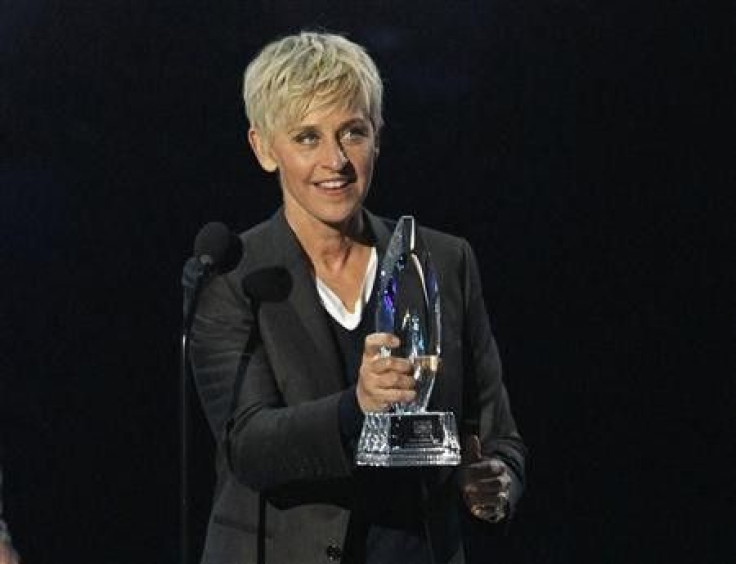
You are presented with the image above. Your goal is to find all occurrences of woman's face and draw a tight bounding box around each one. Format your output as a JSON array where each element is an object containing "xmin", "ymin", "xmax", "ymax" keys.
[{"xmin": 249, "ymin": 104, "xmax": 378, "ymax": 233}]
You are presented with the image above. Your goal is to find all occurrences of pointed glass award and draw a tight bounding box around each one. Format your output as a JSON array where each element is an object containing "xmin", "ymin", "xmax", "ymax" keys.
[{"xmin": 355, "ymin": 216, "xmax": 461, "ymax": 467}]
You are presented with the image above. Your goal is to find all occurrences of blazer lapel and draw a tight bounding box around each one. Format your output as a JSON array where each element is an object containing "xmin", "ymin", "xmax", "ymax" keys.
[
  {"xmin": 364, "ymin": 209, "xmax": 393, "ymax": 259},
  {"xmin": 249, "ymin": 209, "xmax": 395, "ymax": 400},
  {"xmin": 254, "ymin": 210, "xmax": 345, "ymax": 398}
]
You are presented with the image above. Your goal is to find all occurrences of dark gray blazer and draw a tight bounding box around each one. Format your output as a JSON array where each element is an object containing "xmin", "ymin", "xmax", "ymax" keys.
[{"xmin": 185, "ymin": 208, "xmax": 526, "ymax": 564}]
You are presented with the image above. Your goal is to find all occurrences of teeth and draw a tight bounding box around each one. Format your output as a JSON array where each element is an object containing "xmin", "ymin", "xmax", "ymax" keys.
[{"xmin": 318, "ymin": 180, "xmax": 346, "ymax": 189}]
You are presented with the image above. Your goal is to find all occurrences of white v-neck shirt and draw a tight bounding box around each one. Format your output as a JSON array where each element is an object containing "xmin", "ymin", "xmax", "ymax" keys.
[{"xmin": 315, "ymin": 247, "xmax": 377, "ymax": 330}]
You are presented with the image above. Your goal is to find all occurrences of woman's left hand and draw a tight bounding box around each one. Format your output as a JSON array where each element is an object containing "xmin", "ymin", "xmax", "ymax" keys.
[{"xmin": 458, "ymin": 434, "xmax": 512, "ymax": 523}]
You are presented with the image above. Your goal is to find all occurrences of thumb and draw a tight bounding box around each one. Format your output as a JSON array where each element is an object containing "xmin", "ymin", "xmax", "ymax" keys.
[{"xmin": 462, "ymin": 433, "xmax": 483, "ymax": 464}]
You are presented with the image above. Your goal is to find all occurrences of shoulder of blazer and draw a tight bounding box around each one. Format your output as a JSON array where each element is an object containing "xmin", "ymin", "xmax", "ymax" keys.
[
  {"xmin": 238, "ymin": 209, "xmax": 302, "ymax": 268},
  {"xmin": 364, "ymin": 211, "xmax": 468, "ymax": 256}
]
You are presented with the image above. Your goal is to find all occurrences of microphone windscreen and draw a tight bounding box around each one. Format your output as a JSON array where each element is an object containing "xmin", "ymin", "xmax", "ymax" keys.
[{"xmin": 194, "ymin": 221, "xmax": 243, "ymax": 273}]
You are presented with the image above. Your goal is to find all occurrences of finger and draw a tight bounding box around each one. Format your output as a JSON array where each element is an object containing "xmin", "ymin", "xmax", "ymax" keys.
[
  {"xmin": 371, "ymin": 387, "xmax": 416, "ymax": 403},
  {"xmin": 371, "ymin": 355, "xmax": 413, "ymax": 375},
  {"xmin": 465, "ymin": 489, "xmax": 510, "ymax": 521},
  {"xmin": 463, "ymin": 457, "xmax": 508, "ymax": 479},
  {"xmin": 464, "ymin": 492, "xmax": 509, "ymax": 514},
  {"xmin": 362, "ymin": 388, "xmax": 417, "ymax": 412},
  {"xmin": 361, "ymin": 360, "xmax": 413, "ymax": 391},
  {"xmin": 470, "ymin": 500, "xmax": 507, "ymax": 523},
  {"xmin": 488, "ymin": 458, "xmax": 507, "ymax": 474},
  {"xmin": 379, "ymin": 372, "xmax": 415, "ymax": 391},
  {"xmin": 356, "ymin": 371, "xmax": 416, "ymax": 412},
  {"xmin": 461, "ymin": 459, "xmax": 512, "ymax": 497},
  {"xmin": 462, "ymin": 478, "xmax": 507, "ymax": 496},
  {"xmin": 463, "ymin": 477, "xmax": 511, "ymax": 500},
  {"xmin": 380, "ymin": 388, "xmax": 417, "ymax": 407},
  {"xmin": 364, "ymin": 333, "xmax": 400, "ymax": 358}
]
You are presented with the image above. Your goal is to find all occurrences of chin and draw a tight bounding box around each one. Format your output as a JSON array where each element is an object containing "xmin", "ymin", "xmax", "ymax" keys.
[{"xmin": 320, "ymin": 205, "xmax": 364, "ymax": 229}]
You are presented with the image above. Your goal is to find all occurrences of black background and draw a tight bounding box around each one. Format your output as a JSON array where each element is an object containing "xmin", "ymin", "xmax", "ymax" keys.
[{"xmin": 1, "ymin": 1, "xmax": 733, "ymax": 562}]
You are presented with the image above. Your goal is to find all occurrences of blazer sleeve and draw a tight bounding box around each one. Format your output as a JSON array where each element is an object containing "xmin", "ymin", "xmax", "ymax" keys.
[
  {"xmin": 184, "ymin": 257, "xmax": 354, "ymax": 495},
  {"xmin": 225, "ymin": 345, "xmax": 354, "ymax": 494},
  {"xmin": 460, "ymin": 239, "xmax": 527, "ymax": 508},
  {"xmin": 183, "ymin": 257, "xmax": 258, "ymax": 442}
]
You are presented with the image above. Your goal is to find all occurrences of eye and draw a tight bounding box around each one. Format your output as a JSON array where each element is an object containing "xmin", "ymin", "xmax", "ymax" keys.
[
  {"xmin": 293, "ymin": 130, "xmax": 319, "ymax": 145},
  {"xmin": 341, "ymin": 125, "xmax": 370, "ymax": 144}
]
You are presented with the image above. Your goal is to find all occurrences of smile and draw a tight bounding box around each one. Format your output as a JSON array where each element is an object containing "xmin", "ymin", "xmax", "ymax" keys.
[{"xmin": 315, "ymin": 179, "xmax": 352, "ymax": 190}]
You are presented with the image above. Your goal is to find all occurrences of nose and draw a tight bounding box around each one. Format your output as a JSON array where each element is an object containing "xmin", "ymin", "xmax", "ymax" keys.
[{"xmin": 321, "ymin": 138, "xmax": 348, "ymax": 170}]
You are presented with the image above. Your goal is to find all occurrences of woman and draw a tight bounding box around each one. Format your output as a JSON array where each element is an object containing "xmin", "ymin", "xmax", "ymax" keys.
[
  {"xmin": 186, "ymin": 31, "xmax": 526, "ymax": 564},
  {"xmin": 0, "ymin": 468, "xmax": 20, "ymax": 564}
]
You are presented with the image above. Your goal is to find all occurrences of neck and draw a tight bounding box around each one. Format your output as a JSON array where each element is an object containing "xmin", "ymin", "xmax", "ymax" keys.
[{"xmin": 285, "ymin": 209, "xmax": 368, "ymax": 271}]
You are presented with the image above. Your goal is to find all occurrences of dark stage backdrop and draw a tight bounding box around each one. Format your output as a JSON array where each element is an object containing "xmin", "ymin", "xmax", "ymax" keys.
[{"xmin": 1, "ymin": 1, "xmax": 732, "ymax": 563}]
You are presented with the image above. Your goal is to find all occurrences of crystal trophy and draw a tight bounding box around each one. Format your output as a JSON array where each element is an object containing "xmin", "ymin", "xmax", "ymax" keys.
[{"xmin": 355, "ymin": 216, "xmax": 461, "ymax": 466}]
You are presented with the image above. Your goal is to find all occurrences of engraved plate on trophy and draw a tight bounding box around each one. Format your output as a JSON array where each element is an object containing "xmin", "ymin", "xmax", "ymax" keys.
[{"xmin": 355, "ymin": 216, "xmax": 461, "ymax": 467}]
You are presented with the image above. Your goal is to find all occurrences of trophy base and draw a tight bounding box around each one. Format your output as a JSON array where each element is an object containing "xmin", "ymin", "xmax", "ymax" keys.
[{"xmin": 355, "ymin": 411, "xmax": 461, "ymax": 467}]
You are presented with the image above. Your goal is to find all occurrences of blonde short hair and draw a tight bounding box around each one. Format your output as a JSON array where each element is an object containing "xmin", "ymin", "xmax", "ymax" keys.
[{"xmin": 243, "ymin": 32, "xmax": 383, "ymax": 142}]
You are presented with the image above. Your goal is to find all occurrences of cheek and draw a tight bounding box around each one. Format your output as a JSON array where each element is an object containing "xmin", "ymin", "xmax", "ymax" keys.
[
  {"xmin": 277, "ymin": 156, "xmax": 309, "ymax": 181},
  {"xmin": 353, "ymin": 149, "xmax": 376, "ymax": 173}
]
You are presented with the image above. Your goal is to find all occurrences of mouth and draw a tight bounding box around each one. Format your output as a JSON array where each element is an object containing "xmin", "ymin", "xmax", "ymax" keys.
[{"xmin": 314, "ymin": 178, "xmax": 355, "ymax": 190}]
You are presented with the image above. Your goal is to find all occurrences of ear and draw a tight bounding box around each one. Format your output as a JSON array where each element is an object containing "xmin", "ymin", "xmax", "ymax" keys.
[{"xmin": 248, "ymin": 128, "xmax": 278, "ymax": 172}]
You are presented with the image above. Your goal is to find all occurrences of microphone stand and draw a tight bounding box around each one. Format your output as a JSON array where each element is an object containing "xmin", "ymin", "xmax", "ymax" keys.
[
  {"xmin": 420, "ymin": 471, "xmax": 438, "ymax": 564},
  {"xmin": 180, "ymin": 261, "xmax": 212, "ymax": 564}
]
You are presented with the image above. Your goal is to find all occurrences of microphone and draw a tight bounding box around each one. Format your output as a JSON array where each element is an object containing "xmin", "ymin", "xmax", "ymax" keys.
[
  {"xmin": 184, "ymin": 221, "xmax": 243, "ymax": 333},
  {"xmin": 181, "ymin": 221, "xmax": 241, "ymax": 564},
  {"xmin": 193, "ymin": 221, "xmax": 243, "ymax": 275}
]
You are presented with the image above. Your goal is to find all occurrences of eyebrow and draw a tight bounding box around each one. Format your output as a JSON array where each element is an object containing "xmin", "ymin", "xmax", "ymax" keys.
[{"xmin": 288, "ymin": 116, "xmax": 369, "ymax": 134}]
